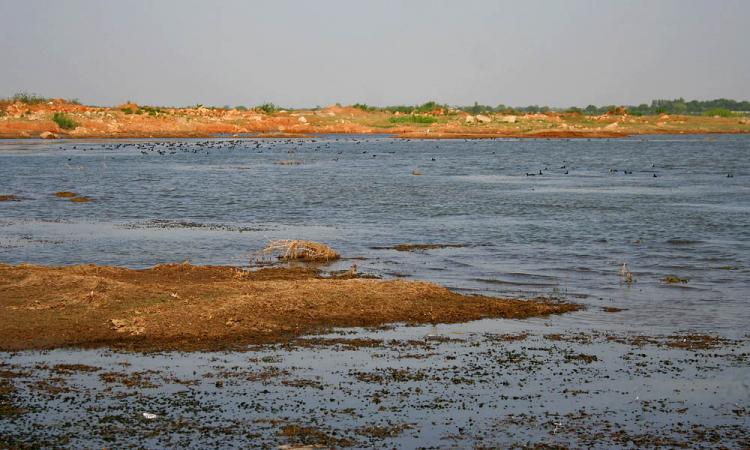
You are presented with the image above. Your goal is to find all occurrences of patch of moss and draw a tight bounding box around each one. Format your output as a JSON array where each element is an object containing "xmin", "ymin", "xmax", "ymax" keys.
[{"xmin": 663, "ymin": 275, "xmax": 689, "ymax": 284}]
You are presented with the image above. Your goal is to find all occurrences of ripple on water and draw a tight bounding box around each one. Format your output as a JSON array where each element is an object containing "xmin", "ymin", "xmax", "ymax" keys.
[{"xmin": 0, "ymin": 135, "xmax": 748, "ymax": 332}]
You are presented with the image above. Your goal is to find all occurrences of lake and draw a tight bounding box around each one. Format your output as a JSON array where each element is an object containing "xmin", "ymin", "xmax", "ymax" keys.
[{"xmin": 1, "ymin": 135, "xmax": 749, "ymax": 447}]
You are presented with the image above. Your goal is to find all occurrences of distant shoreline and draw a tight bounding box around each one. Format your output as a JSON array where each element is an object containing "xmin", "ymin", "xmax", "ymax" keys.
[{"xmin": 1, "ymin": 99, "xmax": 748, "ymax": 140}]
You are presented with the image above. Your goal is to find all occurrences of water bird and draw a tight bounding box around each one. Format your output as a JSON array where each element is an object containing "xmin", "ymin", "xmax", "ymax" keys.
[
  {"xmin": 619, "ymin": 263, "xmax": 634, "ymax": 284},
  {"xmin": 727, "ymin": 173, "xmax": 734, "ymax": 178},
  {"xmin": 653, "ymin": 173, "xmax": 658, "ymax": 178}
]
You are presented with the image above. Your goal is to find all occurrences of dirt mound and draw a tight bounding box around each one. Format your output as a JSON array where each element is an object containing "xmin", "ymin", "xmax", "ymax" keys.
[
  {"xmin": 118, "ymin": 102, "xmax": 139, "ymax": 113},
  {"xmin": 0, "ymin": 263, "xmax": 579, "ymax": 351},
  {"xmin": 322, "ymin": 104, "xmax": 368, "ymax": 116}
]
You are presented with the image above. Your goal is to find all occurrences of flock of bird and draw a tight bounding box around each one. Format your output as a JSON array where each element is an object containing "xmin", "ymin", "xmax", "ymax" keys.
[{"xmin": 56, "ymin": 138, "xmax": 737, "ymax": 178}]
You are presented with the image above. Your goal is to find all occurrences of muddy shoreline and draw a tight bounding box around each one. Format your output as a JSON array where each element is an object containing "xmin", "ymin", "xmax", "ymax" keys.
[
  {"xmin": 0, "ymin": 262, "xmax": 579, "ymax": 352},
  {"xmin": 2, "ymin": 325, "xmax": 747, "ymax": 448}
]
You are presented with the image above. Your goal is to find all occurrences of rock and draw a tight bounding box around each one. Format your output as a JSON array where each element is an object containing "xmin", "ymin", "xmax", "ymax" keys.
[
  {"xmin": 604, "ymin": 122, "xmax": 619, "ymax": 130},
  {"xmin": 39, "ymin": 131, "xmax": 58, "ymax": 139},
  {"xmin": 465, "ymin": 115, "xmax": 476, "ymax": 124},
  {"xmin": 476, "ymin": 114, "xmax": 492, "ymax": 123},
  {"xmin": 109, "ymin": 318, "xmax": 145, "ymax": 336},
  {"xmin": 499, "ymin": 115, "xmax": 517, "ymax": 123},
  {"xmin": 297, "ymin": 116, "xmax": 307, "ymax": 124}
]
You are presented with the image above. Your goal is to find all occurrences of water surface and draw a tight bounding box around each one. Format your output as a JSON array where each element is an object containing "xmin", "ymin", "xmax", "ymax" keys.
[
  {"xmin": 1, "ymin": 135, "xmax": 748, "ymax": 334},
  {"xmin": 2, "ymin": 135, "xmax": 749, "ymax": 448}
]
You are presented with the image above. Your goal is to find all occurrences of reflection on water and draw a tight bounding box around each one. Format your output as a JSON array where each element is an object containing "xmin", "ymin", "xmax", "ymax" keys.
[{"xmin": 1, "ymin": 135, "xmax": 749, "ymax": 334}]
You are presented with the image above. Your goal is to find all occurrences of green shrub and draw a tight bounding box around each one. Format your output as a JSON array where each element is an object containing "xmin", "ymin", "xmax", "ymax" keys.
[
  {"xmin": 352, "ymin": 103, "xmax": 375, "ymax": 112},
  {"xmin": 388, "ymin": 115, "xmax": 437, "ymax": 124},
  {"xmin": 52, "ymin": 112, "xmax": 77, "ymax": 130},
  {"xmin": 12, "ymin": 92, "xmax": 50, "ymax": 104},
  {"xmin": 415, "ymin": 101, "xmax": 441, "ymax": 113},
  {"xmin": 256, "ymin": 103, "xmax": 278, "ymax": 114},
  {"xmin": 384, "ymin": 105, "xmax": 414, "ymax": 114},
  {"xmin": 140, "ymin": 106, "xmax": 162, "ymax": 115},
  {"xmin": 703, "ymin": 108, "xmax": 733, "ymax": 117}
]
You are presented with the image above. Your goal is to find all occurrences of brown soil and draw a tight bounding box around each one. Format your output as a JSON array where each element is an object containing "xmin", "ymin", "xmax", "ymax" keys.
[
  {"xmin": 1, "ymin": 99, "xmax": 748, "ymax": 139},
  {"xmin": 0, "ymin": 263, "xmax": 579, "ymax": 352}
]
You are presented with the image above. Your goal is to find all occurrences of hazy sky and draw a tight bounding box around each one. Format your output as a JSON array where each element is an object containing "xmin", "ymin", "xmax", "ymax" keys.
[{"xmin": 1, "ymin": 0, "xmax": 748, "ymax": 108}]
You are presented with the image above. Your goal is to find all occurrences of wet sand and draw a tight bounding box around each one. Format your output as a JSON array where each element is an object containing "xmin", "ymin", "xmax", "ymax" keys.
[{"xmin": 0, "ymin": 263, "xmax": 578, "ymax": 352}]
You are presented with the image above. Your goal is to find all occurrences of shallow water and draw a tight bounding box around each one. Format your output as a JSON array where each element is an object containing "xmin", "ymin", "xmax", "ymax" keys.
[
  {"xmin": 1, "ymin": 135, "xmax": 748, "ymax": 334},
  {"xmin": 1, "ymin": 135, "xmax": 749, "ymax": 447},
  {"xmin": 2, "ymin": 323, "xmax": 749, "ymax": 448}
]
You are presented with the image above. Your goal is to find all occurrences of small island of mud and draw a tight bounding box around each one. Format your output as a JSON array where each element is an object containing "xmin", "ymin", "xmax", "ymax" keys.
[{"xmin": 0, "ymin": 263, "xmax": 579, "ymax": 352}]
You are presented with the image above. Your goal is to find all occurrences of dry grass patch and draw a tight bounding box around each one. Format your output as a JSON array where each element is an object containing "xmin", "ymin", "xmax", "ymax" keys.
[
  {"xmin": 260, "ymin": 240, "xmax": 340, "ymax": 262},
  {"xmin": 0, "ymin": 262, "xmax": 580, "ymax": 351}
]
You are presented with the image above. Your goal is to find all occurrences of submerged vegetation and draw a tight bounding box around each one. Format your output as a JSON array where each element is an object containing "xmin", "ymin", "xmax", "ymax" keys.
[{"xmin": 663, "ymin": 275, "xmax": 690, "ymax": 284}]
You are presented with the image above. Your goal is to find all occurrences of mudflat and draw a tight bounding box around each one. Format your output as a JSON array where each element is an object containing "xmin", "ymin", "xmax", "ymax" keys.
[{"xmin": 0, "ymin": 263, "xmax": 579, "ymax": 352}]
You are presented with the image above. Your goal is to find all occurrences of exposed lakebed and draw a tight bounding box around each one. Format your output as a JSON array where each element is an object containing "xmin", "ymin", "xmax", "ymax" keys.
[{"xmin": 1, "ymin": 135, "xmax": 749, "ymax": 447}]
